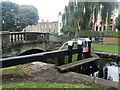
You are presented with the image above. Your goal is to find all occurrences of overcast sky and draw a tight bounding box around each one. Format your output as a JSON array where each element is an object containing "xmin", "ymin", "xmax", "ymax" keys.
[
  {"xmin": 8, "ymin": 0, "xmax": 69, "ymax": 22},
  {"xmin": 2, "ymin": 0, "xmax": 119, "ymax": 22}
]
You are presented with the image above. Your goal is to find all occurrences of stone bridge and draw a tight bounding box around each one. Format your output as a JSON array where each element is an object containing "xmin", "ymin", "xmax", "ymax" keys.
[{"xmin": 0, "ymin": 32, "xmax": 69, "ymax": 58}]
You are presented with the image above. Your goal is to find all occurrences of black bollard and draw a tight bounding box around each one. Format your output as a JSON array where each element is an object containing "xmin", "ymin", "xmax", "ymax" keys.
[
  {"xmin": 88, "ymin": 40, "xmax": 91, "ymax": 57},
  {"xmin": 68, "ymin": 41, "xmax": 73, "ymax": 63},
  {"xmin": 77, "ymin": 40, "xmax": 83, "ymax": 61}
]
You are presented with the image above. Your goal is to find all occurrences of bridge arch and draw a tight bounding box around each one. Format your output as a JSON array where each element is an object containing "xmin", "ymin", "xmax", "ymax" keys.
[{"xmin": 19, "ymin": 49, "xmax": 45, "ymax": 56}]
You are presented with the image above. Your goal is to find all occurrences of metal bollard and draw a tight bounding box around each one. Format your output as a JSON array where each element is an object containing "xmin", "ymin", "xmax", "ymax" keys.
[
  {"xmin": 77, "ymin": 40, "xmax": 83, "ymax": 61},
  {"xmin": 68, "ymin": 41, "xmax": 73, "ymax": 63}
]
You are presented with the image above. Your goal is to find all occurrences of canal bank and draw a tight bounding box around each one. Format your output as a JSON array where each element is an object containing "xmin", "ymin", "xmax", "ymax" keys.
[
  {"xmin": 67, "ymin": 58, "xmax": 119, "ymax": 89},
  {"xmin": 1, "ymin": 62, "xmax": 105, "ymax": 89},
  {"xmin": 95, "ymin": 51, "xmax": 120, "ymax": 60},
  {"xmin": 2, "ymin": 43, "xmax": 119, "ymax": 89},
  {"xmin": 2, "ymin": 60, "xmax": 119, "ymax": 89},
  {"xmin": 63, "ymin": 72, "xmax": 119, "ymax": 88}
]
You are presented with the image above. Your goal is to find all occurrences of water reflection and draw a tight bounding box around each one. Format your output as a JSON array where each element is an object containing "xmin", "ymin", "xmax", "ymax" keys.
[
  {"xmin": 71, "ymin": 59, "xmax": 120, "ymax": 82},
  {"xmin": 95, "ymin": 59, "xmax": 119, "ymax": 82}
]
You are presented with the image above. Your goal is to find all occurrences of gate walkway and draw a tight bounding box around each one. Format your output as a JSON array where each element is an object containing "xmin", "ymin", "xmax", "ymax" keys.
[
  {"xmin": 57, "ymin": 57, "xmax": 99, "ymax": 71},
  {"xmin": 57, "ymin": 50, "xmax": 100, "ymax": 71}
]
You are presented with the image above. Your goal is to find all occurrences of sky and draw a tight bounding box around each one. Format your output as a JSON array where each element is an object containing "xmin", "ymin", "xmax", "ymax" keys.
[
  {"xmin": 2, "ymin": 0, "xmax": 119, "ymax": 22},
  {"xmin": 7, "ymin": 0, "xmax": 69, "ymax": 22}
]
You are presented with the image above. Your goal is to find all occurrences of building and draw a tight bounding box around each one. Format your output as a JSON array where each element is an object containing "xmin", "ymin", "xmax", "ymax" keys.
[
  {"xmin": 58, "ymin": 12, "xmax": 63, "ymax": 35},
  {"xmin": 23, "ymin": 12, "xmax": 63, "ymax": 34},
  {"xmin": 93, "ymin": 5, "xmax": 117, "ymax": 31},
  {"xmin": 23, "ymin": 19, "xmax": 58, "ymax": 33}
]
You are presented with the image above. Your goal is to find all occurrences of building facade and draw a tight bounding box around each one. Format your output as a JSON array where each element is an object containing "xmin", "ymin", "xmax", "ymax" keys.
[
  {"xmin": 58, "ymin": 12, "xmax": 63, "ymax": 35},
  {"xmin": 93, "ymin": 5, "xmax": 117, "ymax": 31},
  {"xmin": 23, "ymin": 19, "xmax": 58, "ymax": 33},
  {"xmin": 23, "ymin": 12, "xmax": 63, "ymax": 34},
  {"xmin": 93, "ymin": 13, "xmax": 116, "ymax": 31}
]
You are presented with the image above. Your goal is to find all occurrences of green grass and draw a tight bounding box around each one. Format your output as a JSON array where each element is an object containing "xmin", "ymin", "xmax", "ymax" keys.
[
  {"xmin": 55, "ymin": 43, "xmax": 119, "ymax": 54},
  {"xmin": 0, "ymin": 66, "xmax": 17, "ymax": 71},
  {"xmin": 2, "ymin": 83, "xmax": 91, "ymax": 88},
  {"xmin": 91, "ymin": 43, "xmax": 119, "ymax": 54}
]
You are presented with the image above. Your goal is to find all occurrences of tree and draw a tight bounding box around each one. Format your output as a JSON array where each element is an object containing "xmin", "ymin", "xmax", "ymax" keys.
[
  {"xmin": 15, "ymin": 5, "xmax": 39, "ymax": 31},
  {"xmin": 100, "ymin": 2, "xmax": 118, "ymax": 30},
  {"xmin": 1, "ymin": 1, "xmax": 19, "ymax": 31},
  {"xmin": 62, "ymin": 2, "xmax": 100, "ymax": 36},
  {"xmin": 1, "ymin": 1, "xmax": 39, "ymax": 31},
  {"xmin": 62, "ymin": 2, "xmax": 118, "ymax": 36},
  {"xmin": 115, "ymin": 15, "xmax": 120, "ymax": 30}
]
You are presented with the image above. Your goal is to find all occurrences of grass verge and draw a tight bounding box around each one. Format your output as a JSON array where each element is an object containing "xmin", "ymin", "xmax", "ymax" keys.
[
  {"xmin": 91, "ymin": 43, "xmax": 119, "ymax": 54},
  {"xmin": 0, "ymin": 66, "xmax": 17, "ymax": 71},
  {"xmin": 2, "ymin": 83, "xmax": 91, "ymax": 88}
]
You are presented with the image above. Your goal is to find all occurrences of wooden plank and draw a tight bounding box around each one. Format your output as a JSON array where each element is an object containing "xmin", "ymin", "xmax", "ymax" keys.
[
  {"xmin": 57, "ymin": 57, "xmax": 99, "ymax": 71},
  {"xmin": 91, "ymin": 49, "xmax": 100, "ymax": 58}
]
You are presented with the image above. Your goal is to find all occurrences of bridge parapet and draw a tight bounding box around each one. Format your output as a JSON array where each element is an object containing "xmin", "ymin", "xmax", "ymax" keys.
[
  {"xmin": 1, "ymin": 32, "xmax": 69, "ymax": 45},
  {"xmin": 1, "ymin": 32, "xmax": 69, "ymax": 57}
]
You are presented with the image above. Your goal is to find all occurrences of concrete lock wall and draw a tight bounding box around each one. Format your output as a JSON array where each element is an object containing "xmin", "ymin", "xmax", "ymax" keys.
[{"xmin": 103, "ymin": 37, "xmax": 120, "ymax": 45}]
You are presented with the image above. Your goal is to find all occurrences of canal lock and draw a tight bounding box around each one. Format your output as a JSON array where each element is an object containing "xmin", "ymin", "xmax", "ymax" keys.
[{"xmin": 68, "ymin": 58, "xmax": 120, "ymax": 83}]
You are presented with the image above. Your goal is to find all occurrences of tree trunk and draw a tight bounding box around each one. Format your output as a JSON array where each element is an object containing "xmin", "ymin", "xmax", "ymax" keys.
[
  {"xmin": 105, "ymin": 12, "xmax": 108, "ymax": 31},
  {"xmin": 77, "ymin": 19, "xmax": 81, "ymax": 31}
]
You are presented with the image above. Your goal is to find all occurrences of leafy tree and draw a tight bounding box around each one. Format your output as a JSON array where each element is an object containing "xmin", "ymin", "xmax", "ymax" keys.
[
  {"xmin": 15, "ymin": 5, "xmax": 39, "ymax": 31},
  {"xmin": 1, "ymin": 1, "xmax": 39, "ymax": 31},
  {"xmin": 62, "ymin": 2, "xmax": 118, "ymax": 36},
  {"xmin": 115, "ymin": 15, "xmax": 120, "ymax": 30},
  {"xmin": 1, "ymin": 1, "xmax": 19, "ymax": 31},
  {"xmin": 62, "ymin": 2, "xmax": 100, "ymax": 36}
]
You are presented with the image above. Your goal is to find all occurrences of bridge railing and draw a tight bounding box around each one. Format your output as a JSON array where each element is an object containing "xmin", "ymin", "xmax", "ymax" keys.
[
  {"xmin": 2, "ymin": 32, "xmax": 26, "ymax": 44},
  {"xmin": 24, "ymin": 32, "xmax": 48, "ymax": 42},
  {"xmin": 1, "ymin": 32, "xmax": 69, "ymax": 46}
]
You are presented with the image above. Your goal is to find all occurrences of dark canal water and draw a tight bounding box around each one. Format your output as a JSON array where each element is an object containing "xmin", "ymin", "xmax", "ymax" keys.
[{"xmin": 70, "ymin": 58, "xmax": 120, "ymax": 82}]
